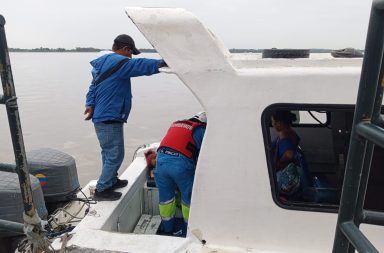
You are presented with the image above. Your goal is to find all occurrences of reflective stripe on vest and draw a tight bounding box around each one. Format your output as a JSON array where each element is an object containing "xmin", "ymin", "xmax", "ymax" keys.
[{"xmin": 159, "ymin": 120, "xmax": 205, "ymax": 159}]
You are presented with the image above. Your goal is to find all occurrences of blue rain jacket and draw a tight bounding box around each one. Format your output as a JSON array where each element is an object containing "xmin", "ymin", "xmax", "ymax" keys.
[{"xmin": 85, "ymin": 52, "xmax": 162, "ymax": 123}]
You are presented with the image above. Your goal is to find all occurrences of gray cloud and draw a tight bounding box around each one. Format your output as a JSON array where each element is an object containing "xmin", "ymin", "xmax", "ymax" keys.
[{"xmin": 1, "ymin": 0, "xmax": 371, "ymax": 50}]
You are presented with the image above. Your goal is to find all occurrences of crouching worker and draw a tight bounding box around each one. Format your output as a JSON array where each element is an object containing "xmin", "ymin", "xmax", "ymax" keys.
[{"xmin": 155, "ymin": 112, "xmax": 207, "ymax": 236}]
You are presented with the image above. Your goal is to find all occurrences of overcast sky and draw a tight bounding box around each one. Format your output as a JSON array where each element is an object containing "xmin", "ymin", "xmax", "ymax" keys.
[{"xmin": 1, "ymin": 0, "xmax": 372, "ymax": 50}]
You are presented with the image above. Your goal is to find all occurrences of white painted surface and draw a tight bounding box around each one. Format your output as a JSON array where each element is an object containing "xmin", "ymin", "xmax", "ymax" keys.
[{"xmin": 58, "ymin": 7, "xmax": 383, "ymax": 253}]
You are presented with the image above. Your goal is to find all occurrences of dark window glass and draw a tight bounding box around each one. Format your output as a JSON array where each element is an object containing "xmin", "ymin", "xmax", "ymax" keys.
[{"xmin": 262, "ymin": 104, "xmax": 384, "ymax": 212}]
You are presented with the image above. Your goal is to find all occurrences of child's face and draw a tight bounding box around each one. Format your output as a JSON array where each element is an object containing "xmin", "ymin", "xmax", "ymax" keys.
[{"xmin": 150, "ymin": 157, "xmax": 156, "ymax": 167}]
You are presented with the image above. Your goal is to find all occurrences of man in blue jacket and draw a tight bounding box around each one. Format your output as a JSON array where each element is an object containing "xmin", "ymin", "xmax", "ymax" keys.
[{"xmin": 84, "ymin": 34, "xmax": 166, "ymax": 201}]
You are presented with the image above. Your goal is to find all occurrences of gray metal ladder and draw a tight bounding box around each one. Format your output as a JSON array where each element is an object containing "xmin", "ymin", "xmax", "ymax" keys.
[{"xmin": 333, "ymin": 1, "xmax": 384, "ymax": 252}]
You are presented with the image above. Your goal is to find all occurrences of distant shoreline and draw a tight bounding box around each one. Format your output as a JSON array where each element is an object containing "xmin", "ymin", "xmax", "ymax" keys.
[
  {"xmin": 9, "ymin": 47, "xmax": 157, "ymax": 53},
  {"xmin": 9, "ymin": 47, "xmax": 349, "ymax": 53}
]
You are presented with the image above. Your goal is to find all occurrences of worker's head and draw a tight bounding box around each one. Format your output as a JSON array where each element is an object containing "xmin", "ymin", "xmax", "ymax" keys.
[
  {"xmin": 191, "ymin": 111, "xmax": 207, "ymax": 123},
  {"xmin": 112, "ymin": 34, "xmax": 141, "ymax": 57}
]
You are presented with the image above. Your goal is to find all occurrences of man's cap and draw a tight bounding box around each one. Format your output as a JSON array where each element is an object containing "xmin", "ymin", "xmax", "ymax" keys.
[{"xmin": 114, "ymin": 34, "xmax": 141, "ymax": 55}]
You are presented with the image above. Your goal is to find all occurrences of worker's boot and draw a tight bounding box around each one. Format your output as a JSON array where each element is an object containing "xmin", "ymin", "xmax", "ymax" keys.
[
  {"xmin": 112, "ymin": 178, "xmax": 128, "ymax": 189},
  {"xmin": 94, "ymin": 188, "xmax": 122, "ymax": 201}
]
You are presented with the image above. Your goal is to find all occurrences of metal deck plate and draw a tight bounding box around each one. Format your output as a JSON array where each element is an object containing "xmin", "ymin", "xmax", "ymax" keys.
[{"xmin": 133, "ymin": 214, "xmax": 161, "ymax": 234}]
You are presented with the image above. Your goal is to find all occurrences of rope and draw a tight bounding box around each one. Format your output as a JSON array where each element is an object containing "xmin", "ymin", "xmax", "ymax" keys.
[
  {"xmin": 17, "ymin": 187, "xmax": 97, "ymax": 251},
  {"xmin": 132, "ymin": 144, "xmax": 148, "ymax": 161},
  {"xmin": 17, "ymin": 212, "xmax": 53, "ymax": 253}
]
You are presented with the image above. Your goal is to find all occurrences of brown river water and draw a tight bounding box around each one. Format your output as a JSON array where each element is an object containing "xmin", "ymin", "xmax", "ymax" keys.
[{"xmin": 0, "ymin": 53, "xmax": 202, "ymax": 186}]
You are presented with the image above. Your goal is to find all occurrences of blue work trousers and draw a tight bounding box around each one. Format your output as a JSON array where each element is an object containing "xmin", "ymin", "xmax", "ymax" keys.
[
  {"xmin": 155, "ymin": 152, "xmax": 195, "ymax": 233},
  {"xmin": 94, "ymin": 122, "xmax": 124, "ymax": 192}
]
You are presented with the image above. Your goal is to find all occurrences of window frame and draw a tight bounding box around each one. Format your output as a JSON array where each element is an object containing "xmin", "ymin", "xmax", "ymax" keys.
[{"xmin": 262, "ymin": 103, "xmax": 357, "ymax": 213}]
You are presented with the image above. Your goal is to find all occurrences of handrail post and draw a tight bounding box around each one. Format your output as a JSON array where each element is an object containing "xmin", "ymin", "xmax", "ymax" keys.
[
  {"xmin": 0, "ymin": 219, "xmax": 24, "ymax": 235},
  {"xmin": 0, "ymin": 162, "xmax": 16, "ymax": 173},
  {"xmin": 332, "ymin": 1, "xmax": 384, "ymax": 252},
  {"xmin": 0, "ymin": 13, "xmax": 36, "ymax": 222},
  {"xmin": 0, "ymin": 14, "xmax": 49, "ymax": 250}
]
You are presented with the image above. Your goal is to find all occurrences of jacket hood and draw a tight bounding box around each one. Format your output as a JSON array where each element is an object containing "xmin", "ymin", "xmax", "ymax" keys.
[{"xmin": 90, "ymin": 52, "xmax": 114, "ymax": 75}]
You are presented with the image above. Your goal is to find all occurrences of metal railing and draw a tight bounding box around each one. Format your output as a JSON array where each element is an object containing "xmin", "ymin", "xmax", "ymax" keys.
[
  {"xmin": 332, "ymin": 1, "xmax": 384, "ymax": 252},
  {"xmin": 0, "ymin": 14, "xmax": 50, "ymax": 252}
]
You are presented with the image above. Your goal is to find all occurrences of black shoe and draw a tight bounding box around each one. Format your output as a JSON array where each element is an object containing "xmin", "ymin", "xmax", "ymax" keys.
[
  {"xmin": 94, "ymin": 188, "xmax": 122, "ymax": 201},
  {"xmin": 112, "ymin": 178, "xmax": 128, "ymax": 189}
]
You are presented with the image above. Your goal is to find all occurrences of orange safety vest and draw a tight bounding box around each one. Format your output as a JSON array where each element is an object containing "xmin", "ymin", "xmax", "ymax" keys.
[{"xmin": 159, "ymin": 120, "xmax": 205, "ymax": 159}]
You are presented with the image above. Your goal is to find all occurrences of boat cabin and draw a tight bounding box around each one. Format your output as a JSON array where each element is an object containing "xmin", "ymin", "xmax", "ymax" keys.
[
  {"xmin": 1, "ymin": 4, "xmax": 383, "ymax": 253},
  {"xmin": 49, "ymin": 7, "xmax": 384, "ymax": 253}
]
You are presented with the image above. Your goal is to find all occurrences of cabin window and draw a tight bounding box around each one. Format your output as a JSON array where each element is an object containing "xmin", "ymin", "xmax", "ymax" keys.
[{"xmin": 262, "ymin": 104, "xmax": 384, "ymax": 213}]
